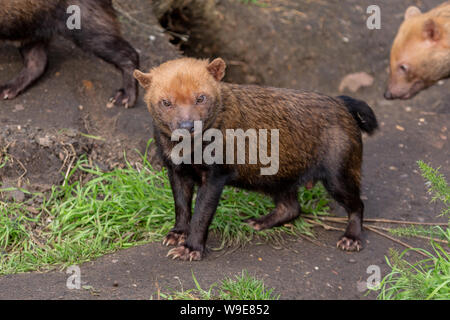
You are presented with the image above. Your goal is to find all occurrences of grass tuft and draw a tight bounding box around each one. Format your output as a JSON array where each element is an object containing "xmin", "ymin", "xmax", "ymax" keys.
[
  {"xmin": 156, "ymin": 270, "xmax": 279, "ymax": 300},
  {"xmin": 376, "ymin": 161, "xmax": 449, "ymax": 300},
  {"xmin": 0, "ymin": 142, "xmax": 329, "ymax": 274}
]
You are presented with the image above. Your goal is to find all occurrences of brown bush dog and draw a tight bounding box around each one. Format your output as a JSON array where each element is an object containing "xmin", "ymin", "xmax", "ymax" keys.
[
  {"xmin": 385, "ymin": 2, "xmax": 450, "ymax": 100},
  {"xmin": 0, "ymin": 0, "xmax": 139, "ymax": 108},
  {"xmin": 134, "ymin": 58, "xmax": 378, "ymax": 261}
]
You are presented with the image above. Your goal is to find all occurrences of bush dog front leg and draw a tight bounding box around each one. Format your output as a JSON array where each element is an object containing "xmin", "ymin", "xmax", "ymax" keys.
[
  {"xmin": 163, "ymin": 165, "xmax": 195, "ymax": 246},
  {"xmin": 167, "ymin": 167, "xmax": 230, "ymax": 261}
]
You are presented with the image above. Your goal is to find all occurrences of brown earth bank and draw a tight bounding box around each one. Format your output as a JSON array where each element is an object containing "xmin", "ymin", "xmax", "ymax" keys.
[{"xmin": 0, "ymin": 0, "xmax": 448, "ymax": 299}]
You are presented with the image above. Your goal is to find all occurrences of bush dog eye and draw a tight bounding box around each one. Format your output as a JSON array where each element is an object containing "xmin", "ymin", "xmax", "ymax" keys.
[
  {"xmin": 161, "ymin": 99, "xmax": 172, "ymax": 108},
  {"xmin": 196, "ymin": 95, "xmax": 207, "ymax": 104}
]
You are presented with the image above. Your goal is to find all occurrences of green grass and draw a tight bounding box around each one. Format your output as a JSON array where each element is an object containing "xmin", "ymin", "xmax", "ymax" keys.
[
  {"xmin": 378, "ymin": 246, "xmax": 450, "ymax": 300},
  {"xmin": 376, "ymin": 161, "xmax": 450, "ymax": 300},
  {"xmin": 156, "ymin": 270, "xmax": 280, "ymax": 300},
  {"xmin": 0, "ymin": 144, "xmax": 329, "ymax": 275}
]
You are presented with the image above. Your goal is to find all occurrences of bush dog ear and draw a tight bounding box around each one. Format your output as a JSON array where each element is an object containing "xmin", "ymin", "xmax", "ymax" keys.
[
  {"xmin": 404, "ymin": 6, "xmax": 422, "ymax": 20},
  {"xmin": 133, "ymin": 70, "xmax": 152, "ymax": 89},
  {"xmin": 207, "ymin": 58, "xmax": 226, "ymax": 82},
  {"xmin": 423, "ymin": 18, "xmax": 441, "ymax": 41}
]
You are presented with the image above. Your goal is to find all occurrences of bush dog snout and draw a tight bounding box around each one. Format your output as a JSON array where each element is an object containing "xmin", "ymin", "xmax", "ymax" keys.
[{"xmin": 134, "ymin": 57, "xmax": 378, "ymax": 261}]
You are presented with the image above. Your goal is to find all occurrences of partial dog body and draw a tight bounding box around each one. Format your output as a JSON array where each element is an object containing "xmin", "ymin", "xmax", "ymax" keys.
[{"xmin": 0, "ymin": 0, "xmax": 139, "ymax": 107}]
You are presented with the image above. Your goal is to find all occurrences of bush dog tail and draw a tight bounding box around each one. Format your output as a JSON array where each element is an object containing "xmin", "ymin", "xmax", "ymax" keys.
[{"xmin": 337, "ymin": 95, "xmax": 378, "ymax": 135}]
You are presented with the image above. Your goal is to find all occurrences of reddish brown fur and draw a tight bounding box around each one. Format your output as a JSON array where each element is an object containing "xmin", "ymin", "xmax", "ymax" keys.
[{"xmin": 386, "ymin": 1, "xmax": 450, "ymax": 99}]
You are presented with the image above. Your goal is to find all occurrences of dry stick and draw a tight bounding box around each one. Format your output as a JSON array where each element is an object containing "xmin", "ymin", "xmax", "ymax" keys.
[
  {"xmin": 305, "ymin": 217, "xmax": 438, "ymax": 257},
  {"xmin": 365, "ymin": 224, "xmax": 448, "ymax": 244},
  {"xmin": 364, "ymin": 225, "xmax": 428, "ymax": 258},
  {"xmin": 364, "ymin": 218, "xmax": 447, "ymax": 226},
  {"xmin": 304, "ymin": 214, "xmax": 447, "ymax": 226},
  {"xmin": 305, "ymin": 218, "xmax": 345, "ymax": 232},
  {"xmin": 311, "ymin": 215, "xmax": 448, "ymax": 244}
]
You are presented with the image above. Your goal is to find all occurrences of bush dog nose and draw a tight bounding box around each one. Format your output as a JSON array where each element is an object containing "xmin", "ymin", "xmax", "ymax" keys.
[
  {"xmin": 179, "ymin": 121, "xmax": 195, "ymax": 133},
  {"xmin": 384, "ymin": 89, "xmax": 393, "ymax": 100}
]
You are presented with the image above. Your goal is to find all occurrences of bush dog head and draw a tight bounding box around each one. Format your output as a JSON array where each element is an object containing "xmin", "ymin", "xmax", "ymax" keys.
[
  {"xmin": 134, "ymin": 58, "xmax": 226, "ymax": 135},
  {"xmin": 385, "ymin": 3, "xmax": 450, "ymax": 100}
]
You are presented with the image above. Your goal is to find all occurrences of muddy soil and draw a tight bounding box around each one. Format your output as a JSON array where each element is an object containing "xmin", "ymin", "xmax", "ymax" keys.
[{"xmin": 0, "ymin": 0, "xmax": 448, "ymax": 300}]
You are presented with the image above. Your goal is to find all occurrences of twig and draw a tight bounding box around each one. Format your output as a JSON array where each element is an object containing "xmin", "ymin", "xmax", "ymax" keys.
[
  {"xmin": 303, "ymin": 214, "xmax": 447, "ymax": 226},
  {"xmin": 364, "ymin": 225, "xmax": 428, "ymax": 257},
  {"xmin": 364, "ymin": 218, "xmax": 447, "ymax": 226},
  {"xmin": 366, "ymin": 224, "xmax": 448, "ymax": 244},
  {"xmin": 305, "ymin": 218, "xmax": 345, "ymax": 232},
  {"xmin": 305, "ymin": 215, "xmax": 448, "ymax": 251}
]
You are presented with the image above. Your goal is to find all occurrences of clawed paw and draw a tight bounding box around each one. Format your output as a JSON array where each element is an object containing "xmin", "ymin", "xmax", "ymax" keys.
[
  {"xmin": 167, "ymin": 245, "xmax": 203, "ymax": 261},
  {"xmin": 337, "ymin": 236, "xmax": 363, "ymax": 252},
  {"xmin": 245, "ymin": 218, "xmax": 265, "ymax": 231},
  {"xmin": 0, "ymin": 85, "xmax": 20, "ymax": 100},
  {"xmin": 107, "ymin": 89, "xmax": 135, "ymax": 109},
  {"xmin": 162, "ymin": 231, "xmax": 187, "ymax": 247}
]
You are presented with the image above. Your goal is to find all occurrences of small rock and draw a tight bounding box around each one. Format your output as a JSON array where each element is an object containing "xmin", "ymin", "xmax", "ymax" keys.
[
  {"xmin": 13, "ymin": 104, "xmax": 24, "ymax": 112},
  {"xmin": 37, "ymin": 136, "xmax": 52, "ymax": 147},
  {"xmin": 339, "ymin": 72, "xmax": 374, "ymax": 93}
]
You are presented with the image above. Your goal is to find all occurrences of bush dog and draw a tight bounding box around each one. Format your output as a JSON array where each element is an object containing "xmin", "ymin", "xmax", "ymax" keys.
[
  {"xmin": 385, "ymin": 1, "xmax": 450, "ymax": 100},
  {"xmin": 134, "ymin": 58, "xmax": 378, "ymax": 261},
  {"xmin": 0, "ymin": 0, "xmax": 139, "ymax": 108}
]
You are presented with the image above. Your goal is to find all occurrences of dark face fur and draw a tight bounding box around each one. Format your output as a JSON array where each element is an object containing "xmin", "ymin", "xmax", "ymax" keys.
[{"xmin": 134, "ymin": 58, "xmax": 226, "ymax": 137}]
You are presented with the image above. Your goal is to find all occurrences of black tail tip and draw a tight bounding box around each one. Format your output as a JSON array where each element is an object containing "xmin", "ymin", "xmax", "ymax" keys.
[{"xmin": 338, "ymin": 95, "xmax": 379, "ymax": 135}]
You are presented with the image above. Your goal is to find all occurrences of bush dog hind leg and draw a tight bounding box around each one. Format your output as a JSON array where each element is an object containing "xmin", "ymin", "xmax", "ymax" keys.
[
  {"xmin": 246, "ymin": 188, "xmax": 301, "ymax": 231},
  {"xmin": 0, "ymin": 40, "xmax": 48, "ymax": 100}
]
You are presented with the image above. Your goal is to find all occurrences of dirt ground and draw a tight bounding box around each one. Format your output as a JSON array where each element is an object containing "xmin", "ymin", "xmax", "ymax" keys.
[{"xmin": 0, "ymin": 0, "xmax": 448, "ymax": 299}]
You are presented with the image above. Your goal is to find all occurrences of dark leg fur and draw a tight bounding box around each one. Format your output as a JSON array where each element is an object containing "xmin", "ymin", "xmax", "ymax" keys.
[
  {"xmin": 167, "ymin": 168, "xmax": 229, "ymax": 261},
  {"xmin": 61, "ymin": 0, "xmax": 139, "ymax": 107},
  {"xmin": 163, "ymin": 165, "xmax": 195, "ymax": 247},
  {"xmin": 1, "ymin": 0, "xmax": 139, "ymax": 106},
  {"xmin": 246, "ymin": 189, "xmax": 301, "ymax": 230},
  {"xmin": 69, "ymin": 32, "xmax": 139, "ymax": 108},
  {"xmin": 322, "ymin": 169, "xmax": 364, "ymax": 251},
  {"xmin": 1, "ymin": 41, "xmax": 48, "ymax": 100}
]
